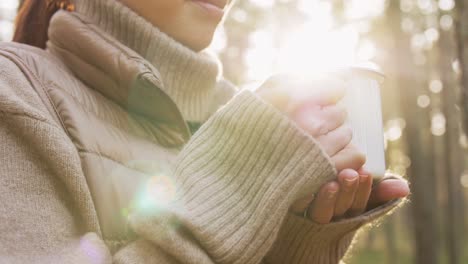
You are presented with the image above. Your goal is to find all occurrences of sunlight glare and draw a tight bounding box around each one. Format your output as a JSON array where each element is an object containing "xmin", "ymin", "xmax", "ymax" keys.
[
  {"xmin": 0, "ymin": 21, "xmax": 14, "ymax": 41},
  {"xmin": 0, "ymin": 0, "xmax": 18, "ymax": 9},
  {"xmin": 345, "ymin": 0, "xmax": 386, "ymax": 19},
  {"xmin": 276, "ymin": 23, "xmax": 359, "ymax": 76},
  {"xmin": 147, "ymin": 175, "xmax": 176, "ymax": 205},
  {"xmin": 210, "ymin": 26, "xmax": 227, "ymax": 53},
  {"xmin": 357, "ymin": 39, "xmax": 377, "ymax": 61},
  {"xmin": 297, "ymin": 0, "xmax": 332, "ymax": 21},
  {"xmin": 231, "ymin": 8, "xmax": 248, "ymax": 23},
  {"xmin": 137, "ymin": 174, "xmax": 177, "ymax": 211},
  {"xmin": 245, "ymin": 30, "xmax": 277, "ymax": 80},
  {"xmin": 240, "ymin": 0, "xmax": 384, "ymax": 82},
  {"xmin": 250, "ymin": 0, "xmax": 274, "ymax": 9}
]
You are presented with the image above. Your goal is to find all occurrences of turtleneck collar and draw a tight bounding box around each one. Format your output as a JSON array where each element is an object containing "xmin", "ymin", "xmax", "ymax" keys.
[{"xmin": 74, "ymin": 0, "xmax": 221, "ymax": 122}]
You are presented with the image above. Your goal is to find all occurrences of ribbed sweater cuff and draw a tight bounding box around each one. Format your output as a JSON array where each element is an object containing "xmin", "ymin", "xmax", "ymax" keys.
[
  {"xmin": 130, "ymin": 90, "xmax": 336, "ymax": 264},
  {"xmin": 265, "ymin": 199, "xmax": 403, "ymax": 264}
]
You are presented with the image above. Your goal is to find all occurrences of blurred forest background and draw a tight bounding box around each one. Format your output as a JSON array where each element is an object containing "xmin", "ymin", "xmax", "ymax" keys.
[{"xmin": 1, "ymin": 0, "xmax": 468, "ymax": 263}]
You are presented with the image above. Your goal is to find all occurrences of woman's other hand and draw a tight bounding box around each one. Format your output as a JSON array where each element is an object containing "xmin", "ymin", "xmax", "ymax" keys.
[{"xmin": 291, "ymin": 170, "xmax": 410, "ymax": 224}]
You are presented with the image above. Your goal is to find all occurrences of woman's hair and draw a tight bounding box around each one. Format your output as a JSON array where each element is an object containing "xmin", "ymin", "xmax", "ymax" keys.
[{"xmin": 13, "ymin": 0, "xmax": 74, "ymax": 49}]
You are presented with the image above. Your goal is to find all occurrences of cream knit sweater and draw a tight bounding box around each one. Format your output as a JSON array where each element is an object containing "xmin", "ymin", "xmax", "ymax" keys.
[{"xmin": 0, "ymin": 0, "xmax": 401, "ymax": 263}]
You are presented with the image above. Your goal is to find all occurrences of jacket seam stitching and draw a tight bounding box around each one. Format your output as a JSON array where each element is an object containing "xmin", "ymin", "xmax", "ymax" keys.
[
  {"xmin": 49, "ymin": 83, "xmax": 167, "ymax": 146},
  {"xmin": 78, "ymin": 149, "xmax": 153, "ymax": 175},
  {"xmin": 0, "ymin": 110, "xmax": 53, "ymax": 125},
  {"xmin": 0, "ymin": 50, "xmax": 71, "ymax": 138}
]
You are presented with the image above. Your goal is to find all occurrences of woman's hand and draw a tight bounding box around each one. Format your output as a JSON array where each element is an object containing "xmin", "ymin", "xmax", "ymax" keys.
[
  {"xmin": 291, "ymin": 170, "xmax": 410, "ymax": 224},
  {"xmin": 256, "ymin": 75, "xmax": 410, "ymax": 223},
  {"xmin": 256, "ymin": 75, "xmax": 365, "ymax": 171}
]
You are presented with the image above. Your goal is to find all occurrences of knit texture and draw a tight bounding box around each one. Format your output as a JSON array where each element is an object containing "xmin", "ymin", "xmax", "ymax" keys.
[
  {"xmin": 165, "ymin": 91, "xmax": 335, "ymax": 263},
  {"xmin": 76, "ymin": 0, "xmax": 221, "ymax": 122}
]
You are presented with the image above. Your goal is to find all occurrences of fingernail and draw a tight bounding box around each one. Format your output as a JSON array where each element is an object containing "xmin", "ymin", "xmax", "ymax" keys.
[
  {"xmin": 344, "ymin": 177, "xmax": 357, "ymax": 187},
  {"xmin": 360, "ymin": 174, "xmax": 370, "ymax": 183},
  {"xmin": 359, "ymin": 167, "xmax": 372, "ymax": 175},
  {"xmin": 327, "ymin": 189, "xmax": 338, "ymax": 198},
  {"xmin": 342, "ymin": 170, "xmax": 359, "ymax": 187}
]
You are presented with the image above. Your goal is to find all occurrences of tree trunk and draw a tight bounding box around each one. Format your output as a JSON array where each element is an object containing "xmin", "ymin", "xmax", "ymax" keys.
[
  {"xmin": 384, "ymin": 218, "xmax": 398, "ymax": 264},
  {"xmin": 439, "ymin": 13, "xmax": 465, "ymax": 264},
  {"xmin": 386, "ymin": 1, "xmax": 439, "ymax": 263},
  {"xmin": 455, "ymin": 0, "xmax": 468, "ymax": 134}
]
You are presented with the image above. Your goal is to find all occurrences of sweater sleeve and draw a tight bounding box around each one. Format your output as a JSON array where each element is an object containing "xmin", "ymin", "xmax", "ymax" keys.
[
  {"xmin": 119, "ymin": 90, "xmax": 407, "ymax": 264},
  {"xmin": 264, "ymin": 199, "xmax": 403, "ymax": 264},
  {"xmin": 120, "ymin": 90, "xmax": 338, "ymax": 264}
]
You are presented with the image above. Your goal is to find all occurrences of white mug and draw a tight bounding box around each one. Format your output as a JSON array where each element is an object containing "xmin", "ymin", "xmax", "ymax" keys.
[
  {"xmin": 254, "ymin": 66, "xmax": 387, "ymax": 182},
  {"xmin": 338, "ymin": 66, "xmax": 386, "ymax": 182}
]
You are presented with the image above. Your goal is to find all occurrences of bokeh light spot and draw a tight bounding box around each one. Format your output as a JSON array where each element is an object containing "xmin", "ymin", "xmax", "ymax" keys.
[
  {"xmin": 431, "ymin": 112, "xmax": 446, "ymax": 136},
  {"xmin": 459, "ymin": 134, "xmax": 468, "ymax": 149},
  {"xmin": 79, "ymin": 236, "xmax": 106, "ymax": 264},
  {"xmin": 146, "ymin": 175, "xmax": 176, "ymax": 206},
  {"xmin": 417, "ymin": 95, "xmax": 431, "ymax": 108},
  {"xmin": 429, "ymin": 79, "xmax": 443, "ymax": 93},
  {"xmin": 440, "ymin": 15, "xmax": 453, "ymax": 31},
  {"xmin": 439, "ymin": 0, "xmax": 455, "ymax": 11},
  {"xmin": 461, "ymin": 171, "xmax": 468, "ymax": 188},
  {"xmin": 120, "ymin": 208, "xmax": 129, "ymax": 218}
]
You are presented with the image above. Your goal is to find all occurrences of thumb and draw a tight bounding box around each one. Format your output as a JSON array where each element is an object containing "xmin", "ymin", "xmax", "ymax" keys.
[{"xmin": 368, "ymin": 178, "xmax": 410, "ymax": 209}]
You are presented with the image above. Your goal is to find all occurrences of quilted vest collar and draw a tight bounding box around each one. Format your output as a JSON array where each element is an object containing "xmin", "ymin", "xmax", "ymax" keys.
[
  {"xmin": 47, "ymin": 11, "xmax": 191, "ymax": 144},
  {"xmin": 75, "ymin": 0, "xmax": 221, "ymax": 123}
]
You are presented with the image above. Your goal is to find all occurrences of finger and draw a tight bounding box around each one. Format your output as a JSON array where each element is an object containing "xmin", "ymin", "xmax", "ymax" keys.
[
  {"xmin": 348, "ymin": 170, "xmax": 373, "ymax": 216},
  {"xmin": 317, "ymin": 125, "xmax": 353, "ymax": 157},
  {"xmin": 293, "ymin": 104, "xmax": 347, "ymax": 137},
  {"xmin": 300, "ymin": 78, "xmax": 346, "ymax": 106},
  {"xmin": 309, "ymin": 181, "xmax": 340, "ymax": 224},
  {"xmin": 290, "ymin": 194, "xmax": 315, "ymax": 214},
  {"xmin": 321, "ymin": 104, "xmax": 348, "ymax": 132},
  {"xmin": 256, "ymin": 85, "xmax": 291, "ymax": 113},
  {"xmin": 288, "ymin": 77, "xmax": 347, "ymax": 108},
  {"xmin": 259, "ymin": 75, "xmax": 346, "ymax": 114},
  {"xmin": 334, "ymin": 169, "xmax": 359, "ymax": 217},
  {"xmin": 332, "ymin": 145, "xmax": 366, "ymax": 171},
  {"xmin": 368, "ymin": 178, "xmax": 410, "ymax": 209}
]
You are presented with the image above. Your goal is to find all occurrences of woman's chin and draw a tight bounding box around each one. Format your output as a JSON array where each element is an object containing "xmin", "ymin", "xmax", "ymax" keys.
[{"xmin": 178, "ymin": 30, "xmax": 216, "ymax": 52}]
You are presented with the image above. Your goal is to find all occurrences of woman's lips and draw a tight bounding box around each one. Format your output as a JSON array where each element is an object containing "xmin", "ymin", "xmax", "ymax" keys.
[
  {"xmin": 191, "ymin": 0, "xmax": 226, "ymax": 19},
  {"xmin": 193, "ymin": 0, "xmax": 227, "ymax": 9}
]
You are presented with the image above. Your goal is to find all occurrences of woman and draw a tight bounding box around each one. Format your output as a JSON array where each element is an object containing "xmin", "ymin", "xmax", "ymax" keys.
[{"xmin": 0, "ymin": 0, "xmax": 409, "ymax": 263}]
